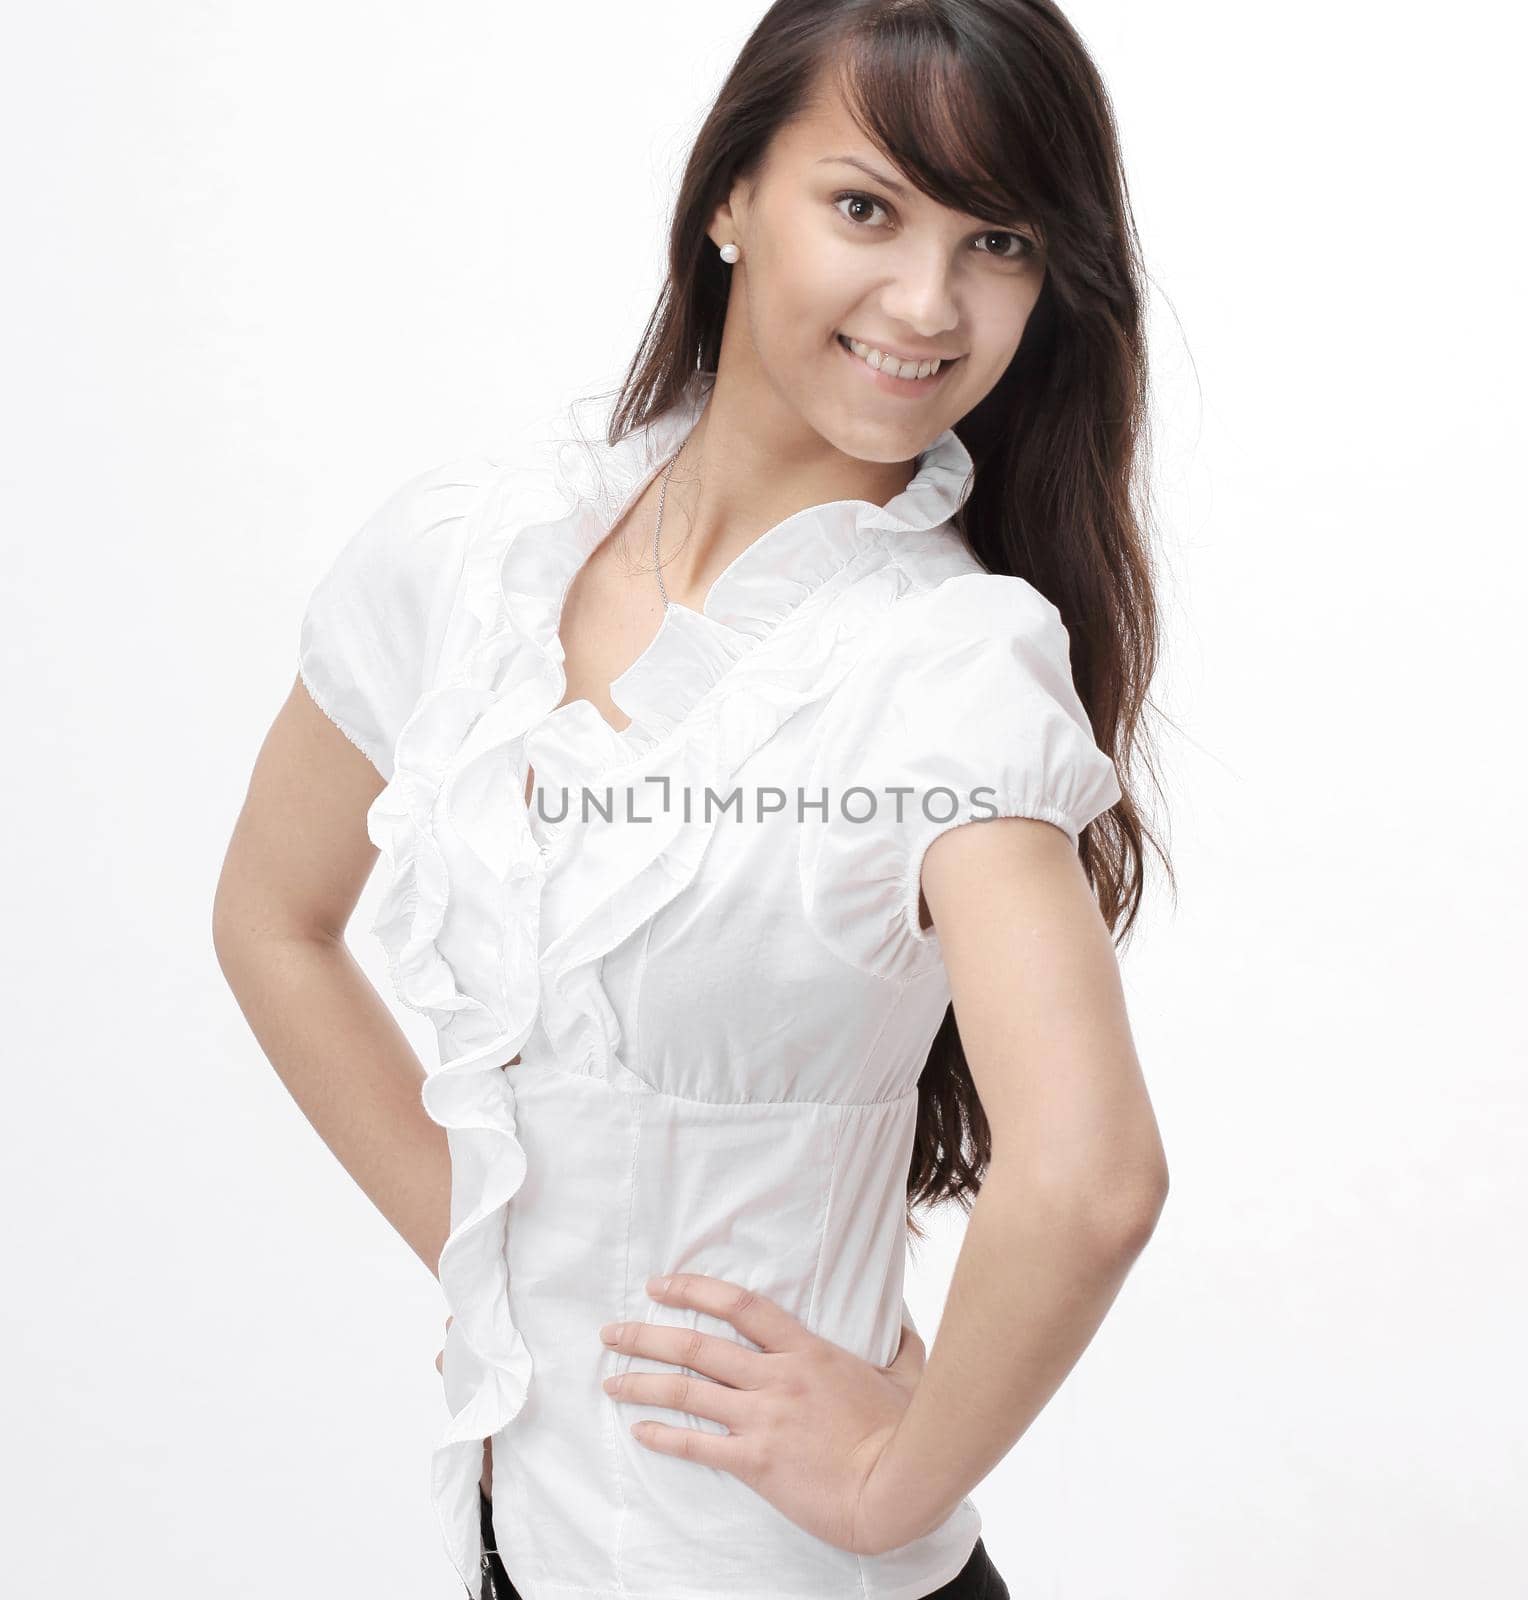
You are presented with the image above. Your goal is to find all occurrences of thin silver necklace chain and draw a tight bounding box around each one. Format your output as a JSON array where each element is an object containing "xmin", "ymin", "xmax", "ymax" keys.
[{"xmin": 651, "ymin": 440, "xmax": 687, "ymax": 608}]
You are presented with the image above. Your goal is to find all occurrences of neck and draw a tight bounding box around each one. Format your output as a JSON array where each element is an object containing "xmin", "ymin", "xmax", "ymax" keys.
[{"xmin": 639, "ymin": 365, "xmax": 918, "ymax": 608}]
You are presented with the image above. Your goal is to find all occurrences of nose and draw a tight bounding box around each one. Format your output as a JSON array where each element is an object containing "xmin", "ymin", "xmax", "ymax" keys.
[{"xmin": 877, "ymin": 244, "xmax": 961, "ymax": 343}]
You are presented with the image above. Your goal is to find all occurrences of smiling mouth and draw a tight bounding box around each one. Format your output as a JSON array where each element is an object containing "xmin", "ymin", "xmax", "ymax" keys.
[{"xmin": 836, "ymin": 332, "xmax": 961, "ymax": 383}]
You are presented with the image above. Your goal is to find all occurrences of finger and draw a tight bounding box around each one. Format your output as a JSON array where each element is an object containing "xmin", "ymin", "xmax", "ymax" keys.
[
  {"xmin": 646, "ymin": 1273, "xmax": 811, "ymax": 1354},
  {"xmin": 602, "ymin": 1367, "xmax": 750, "ymax": 1430},
  {"xmin": 600, "ymin": 1318, "xmax": 762, "ymax": 1389},
  {"xmin": 628, "ymin": 1417, "xmax": 754, "ymax": 1477}
]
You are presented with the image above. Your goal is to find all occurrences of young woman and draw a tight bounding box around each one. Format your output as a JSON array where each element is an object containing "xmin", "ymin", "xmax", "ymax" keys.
[{"xmin": 214, "ymin": 2, "xmax": 1169, "ymax": 1596}]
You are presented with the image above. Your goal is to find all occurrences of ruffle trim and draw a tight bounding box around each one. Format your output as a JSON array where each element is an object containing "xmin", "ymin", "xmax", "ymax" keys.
[
  {"xmin": 362, "ymin": 450, "xmax": 583, "ymax": 1595},
  {"xmin": 422, "ymin": 1032, "xmax": 534, "ymax": 1595}
]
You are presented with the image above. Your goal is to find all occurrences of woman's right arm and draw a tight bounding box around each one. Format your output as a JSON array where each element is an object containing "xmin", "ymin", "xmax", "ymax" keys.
[{"xmin": 211, "ymin": 671, "xmax": 450, "ymax": 1279}]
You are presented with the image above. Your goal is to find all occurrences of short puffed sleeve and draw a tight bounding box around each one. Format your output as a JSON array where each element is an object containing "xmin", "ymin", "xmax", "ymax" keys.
[
  {"xmin": 296, "ymin": 456, "xmax": 496, "ymax": 781},
  {"xmin": 798, "ymin": 572, "xmax": 1122, "ymax": 983}
]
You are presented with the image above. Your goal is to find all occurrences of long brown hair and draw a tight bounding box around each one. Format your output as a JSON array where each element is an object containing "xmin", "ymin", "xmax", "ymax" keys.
[{"xmin": 600, "ymin": 0, "xmax": 1172, "ymax": 1239}]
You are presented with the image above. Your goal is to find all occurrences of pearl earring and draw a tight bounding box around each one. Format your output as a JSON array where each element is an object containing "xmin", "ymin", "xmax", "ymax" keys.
[{"xmin": 719, "ymin": 242, "xmax": 741, "ymax": 264}]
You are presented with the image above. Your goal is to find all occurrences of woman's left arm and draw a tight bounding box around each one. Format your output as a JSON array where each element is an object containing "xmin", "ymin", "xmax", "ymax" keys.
[
  {"xmin": 857, "ymin": 810, "xmax": 1169, "ymax": 1553},
  {"xmin": 598, "ymin": 813, "xmax": 1165, "ymax": 1554}
]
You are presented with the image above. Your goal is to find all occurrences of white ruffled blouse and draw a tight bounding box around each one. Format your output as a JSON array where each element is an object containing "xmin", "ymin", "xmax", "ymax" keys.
[{"xmin": 297, "ymin": 371, "xmax": 1122, "ymax": 1600}]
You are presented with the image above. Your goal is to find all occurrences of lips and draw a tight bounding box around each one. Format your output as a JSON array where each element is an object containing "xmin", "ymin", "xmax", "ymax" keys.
[
  {"xmin": 836, "ymin": 332, "xmax": 962, "ymax": 379},
  {"xmin": 836, "ymin": 332, "xmax": 961, "ymax": 393}
]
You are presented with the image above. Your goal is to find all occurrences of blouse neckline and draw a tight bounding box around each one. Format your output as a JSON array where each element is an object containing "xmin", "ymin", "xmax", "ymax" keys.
[
  {"xmin": 551, "ymin": 368, "xmax": 977, "ymax": 627},
  {"xmin": 496, "ymin": 367, "xmax": 980, "ymax": 802}
]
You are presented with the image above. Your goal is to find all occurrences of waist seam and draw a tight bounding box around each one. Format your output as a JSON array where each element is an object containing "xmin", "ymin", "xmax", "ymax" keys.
[{"xmin": 510, "ymin": 1062, "xmax": 920, "ymax": 1112}]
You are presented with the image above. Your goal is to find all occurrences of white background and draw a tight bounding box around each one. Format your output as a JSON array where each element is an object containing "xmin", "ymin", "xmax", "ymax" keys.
[{"xmin": 2, "ymin": 2, "xmax": 1522, "ymax": 1594}]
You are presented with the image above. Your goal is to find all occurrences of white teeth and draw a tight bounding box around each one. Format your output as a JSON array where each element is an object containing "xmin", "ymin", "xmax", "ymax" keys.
[{"xmin": 843, "ymin": 335, "xmax": 942, "ymax": 381}]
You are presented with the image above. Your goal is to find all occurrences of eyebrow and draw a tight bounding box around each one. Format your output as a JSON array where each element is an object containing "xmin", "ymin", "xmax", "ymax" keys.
[{"xmin": 816, "ymin": 154, "xmax": 913, "ymax": 199}]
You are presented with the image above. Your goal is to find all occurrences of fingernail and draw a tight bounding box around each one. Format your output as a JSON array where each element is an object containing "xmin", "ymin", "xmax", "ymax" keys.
[{"xmin": 599, "ymin": 1324, "xmax": 620, "ymax": 1344}]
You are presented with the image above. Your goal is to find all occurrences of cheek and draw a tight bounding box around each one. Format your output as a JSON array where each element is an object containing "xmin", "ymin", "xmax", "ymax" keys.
[
  {"xmin": 754, "ymin": 231, "xmax": 859, "ymax": 333},
  {"xmin": 968, "ymin": 281, "xmax": 1040, "ymax": 369}
]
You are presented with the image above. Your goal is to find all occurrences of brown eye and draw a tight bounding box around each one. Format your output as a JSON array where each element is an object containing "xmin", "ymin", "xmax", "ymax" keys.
[
  {"xmin": 833, "ymin": 192, "xmax": 890, "ymax": 228},
  {"xmin": 975, "ymin": 230, "xmax": 1037, "ymax": 262}
]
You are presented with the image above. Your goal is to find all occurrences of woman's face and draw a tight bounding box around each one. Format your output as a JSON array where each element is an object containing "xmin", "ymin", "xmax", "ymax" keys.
[{"xmin": 710, "ymin": 73, "xmax": 1047, "ymax": 464}]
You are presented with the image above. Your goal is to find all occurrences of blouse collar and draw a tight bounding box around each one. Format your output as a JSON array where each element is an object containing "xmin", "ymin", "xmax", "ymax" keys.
[
  {"xmin": 545, "ymin": 368, "xmax": 978, "ymax": 636},
  {"xmin": 495, "ymin": 368, "xmax": 979, "ymax": 776}
]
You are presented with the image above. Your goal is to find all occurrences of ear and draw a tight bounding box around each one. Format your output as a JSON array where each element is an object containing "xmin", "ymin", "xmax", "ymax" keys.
[{"xmin": 705, "ymin": 174, "xmax": 754, "ymax": 252}]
